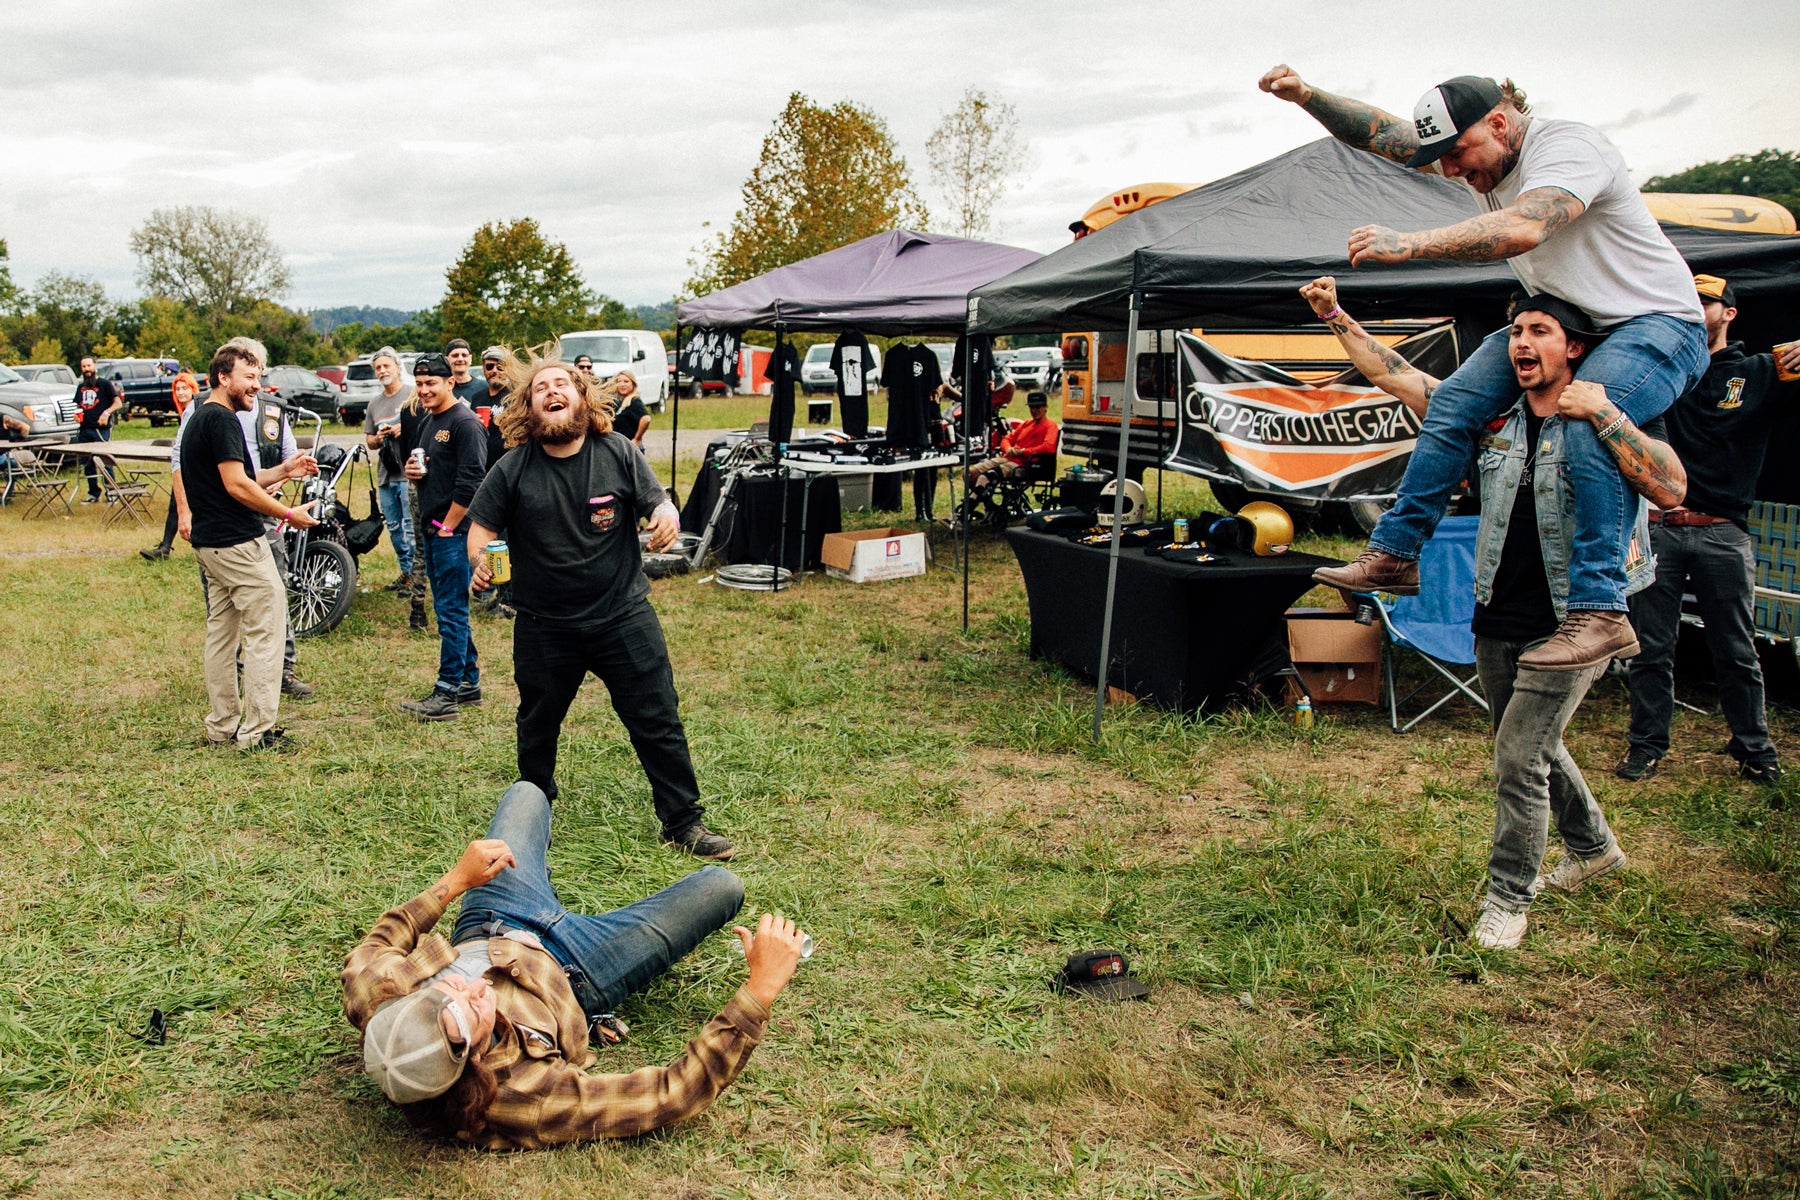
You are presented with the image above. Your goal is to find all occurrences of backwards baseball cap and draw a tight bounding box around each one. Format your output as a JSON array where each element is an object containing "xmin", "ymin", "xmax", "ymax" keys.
[
  {"xmin": 413, "ymin": 353, "xmax": 452, "ymax": 378},
  {"xmin": 1406, "ymin": 75, "xmax": 1504, "ymax": 169},
  {"xmin": 363, "ymin": 988, "xmax": 471, "ymax": 1104},
  {"xmin": 1694, "ymin": 274, "xmax": 1737, "ymax": 308},
  {"xmin": 481, "ymin": 345, "xmax": 507, "ymax": 363},
  {"xmin": 1052, "ymin": 950, "xmax": 1150, "ymax": 1001},
  {"xmin": 446, "ymin": 338, "xmax": 471, "ymax": 353},
  {"xmin": 1507, "ymin": 291, "xmax": 1607, "ymax": 343}
]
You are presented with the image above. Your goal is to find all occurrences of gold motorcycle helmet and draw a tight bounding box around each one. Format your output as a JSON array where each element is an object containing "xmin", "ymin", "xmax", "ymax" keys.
[{"xmin": 1234, "ymin": 501, "xmax": 1294, "ymax": 556}]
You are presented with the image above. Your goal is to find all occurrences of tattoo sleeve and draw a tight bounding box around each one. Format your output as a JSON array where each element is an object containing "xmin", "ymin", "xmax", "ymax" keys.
[
  {"xmin": 1599, "ymin": 418, "xmax": 1687, "ymax": 509},
  {"xmin": 1302, "ymin": 91, "xmax": 1419, "ymax": 163},
  {"xmin": 1407, "ymin": 188, "xmax": 1584, "ymax": 262}
]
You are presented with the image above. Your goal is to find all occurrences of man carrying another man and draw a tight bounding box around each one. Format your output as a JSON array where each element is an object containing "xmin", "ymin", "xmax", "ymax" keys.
[
  {"xmin": 1303, "ymin": 276, "xmax": 1687, "ymax": 949},
  {"xmin": 1618, "ymin": 275, "xmax": 1800, "ymax": 787},
  {"xmin": 400, "ymin": 353, "xmax": 487, "ymax": 721},
  {"xmin": 1261, "ymin": 65, "xmax": 1708, "ymax": 671},
  {"xmin": 181, "ymin": 342, "xmax": 320, "ymax": 750},
  {"xmin": 466, "ymin": 354, "xmax": 735, "ymax": 860}
]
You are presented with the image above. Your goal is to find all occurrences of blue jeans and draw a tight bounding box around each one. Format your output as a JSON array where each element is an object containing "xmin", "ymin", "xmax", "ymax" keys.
[
  {"xmin": 1372, "ymin": 313, "xmax": 1707, "ymax": 611},
  {"xmin": 422, "ymin": 532, "xmax": 477, "ymax": 694},
  {"xmin": 452, "ymin": 782, "xmax": 744, "ymax": 1015},
  {"xmin": 377, "ymin": 481, "xmax": 414, "ymax": 577}
]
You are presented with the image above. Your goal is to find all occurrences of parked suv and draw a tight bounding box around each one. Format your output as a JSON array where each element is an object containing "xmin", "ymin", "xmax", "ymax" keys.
[
  {"xmin": 1002, "ymin": 346, "xmax": 1063, "ymax": 393},
  {"xmin": 97, "ymin": 357, "xmax": 182, "ymax": 425},
  {"xmin": 0, "ymin": 363, "xmax": 79, "ymax": 437},
  {"xmin": 14, "ymin": 363, "xmax": 78, "ymax": 386},
  {"xmin": 338, "ymin": 352, "xmax": 420, "ymax": 425}
]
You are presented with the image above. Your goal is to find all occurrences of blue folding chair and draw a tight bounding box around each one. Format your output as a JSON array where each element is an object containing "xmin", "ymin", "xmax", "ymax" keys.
[{"xmin": 1355, "ymin": 514, "xmax": 1489, "ymax": 733}]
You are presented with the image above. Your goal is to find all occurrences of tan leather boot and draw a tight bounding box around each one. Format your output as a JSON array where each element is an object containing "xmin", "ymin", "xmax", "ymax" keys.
[
  {"xmin": 1516, "ymin": 610, "xmax": 1639, "ymax": 671},
  {"xmin": 1311, "ymin": 549, "xmax": 1420, "ymax": 595}
]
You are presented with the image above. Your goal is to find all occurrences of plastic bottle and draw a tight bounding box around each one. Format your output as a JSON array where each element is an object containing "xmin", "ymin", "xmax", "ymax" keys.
[{"xmin": 1294, "ymin": 696, "xmax": 1314, "ymax": 730}]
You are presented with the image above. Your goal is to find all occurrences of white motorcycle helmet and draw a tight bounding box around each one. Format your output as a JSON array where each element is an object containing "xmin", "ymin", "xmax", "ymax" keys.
[{"xmin": 1096, "ymin": 478, "xmax": 1147, "ymax": 528}]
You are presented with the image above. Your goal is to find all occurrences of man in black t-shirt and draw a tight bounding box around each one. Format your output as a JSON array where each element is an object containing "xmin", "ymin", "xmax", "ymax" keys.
[
  {"xmin": 1620, "ymin": 275, "xmax": 1800, "ymax": 787},
  {"xmin": 72, "ymin": 356, "xmax": 122, "ymax": 501},
  {"xmin": 180, "ymin": 342, "xmax": 319, "ymax": 750},
  {"xmin": 400, "ymin": 354, "xmax": 488, "ymax": 721},
  {"xmin": 1304, "ymin": 278, "xmax": 1688, "ymax": 950},
  {"xmin": 467, "ymin": 356, "xmax": 734, "ymax": 861}
]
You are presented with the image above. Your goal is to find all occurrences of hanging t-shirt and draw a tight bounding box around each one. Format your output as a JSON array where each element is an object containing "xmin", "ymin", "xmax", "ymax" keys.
[
  {"xmin": 680, "ymin": 329, "xmax": 740, "ymax": 386},
  {"xmin": 950, "ymin": 333, "xmax": 998, "ymax": 442},
  {"xmin": 829, "ymin": 331, "xmax": 877, "ymax": 437},
  {"xmin": 882, "ymin": 344, "xmax": 943, "ymax": 451},
  {"xmin": 766, "ymin": 341, "xmax": 803, "ymax": 446}
]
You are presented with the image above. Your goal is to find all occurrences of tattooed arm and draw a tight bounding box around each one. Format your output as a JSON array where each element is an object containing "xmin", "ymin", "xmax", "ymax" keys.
[
  {"xmin": 1258, "ymin": 64, "xmax": 1419, "ymax": 164},
  {"xmin": 1347, "ymin": 187, "xmax": 1585, "ymax": 266},
  {"xmin": 1298, "ymin": 277, "xmax": 1437, "ymax": 416},
  {"xmin": 1556, "ymin": 380, "xmax": 1688, "ymax": 508}
]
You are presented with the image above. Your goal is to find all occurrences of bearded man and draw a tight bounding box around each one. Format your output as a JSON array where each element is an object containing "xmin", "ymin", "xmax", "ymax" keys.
[{"xmin": 466, "ymin": 356, "xmax": 735, "ymax": 860}]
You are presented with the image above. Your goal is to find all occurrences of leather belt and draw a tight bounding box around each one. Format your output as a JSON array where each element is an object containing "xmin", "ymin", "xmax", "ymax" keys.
[{"xmin": 1651, "ymin": 509, "xmax": 1731, "ymax": 526}]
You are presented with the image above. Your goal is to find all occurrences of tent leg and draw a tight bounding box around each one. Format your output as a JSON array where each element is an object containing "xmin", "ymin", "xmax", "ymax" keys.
[
  {"xmin": 772, "ymin": 325, "xmax": 789, "ymax": 592},
  {"xmin": 962, "ymin": 332, "xmax": 974, "ymax": 631},
  {"xmin": 671, "ymin": 320, "xmax": 682, "ymax": 500},
  {"xmin": 1092, "ymin": 292, "xmax": 1142, "ymax": 742}
]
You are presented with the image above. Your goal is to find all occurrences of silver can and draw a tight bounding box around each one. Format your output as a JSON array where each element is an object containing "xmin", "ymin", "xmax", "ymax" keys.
[{"xmin": 409, "ymin": 446, "xmax": 427, "ymax": 475}]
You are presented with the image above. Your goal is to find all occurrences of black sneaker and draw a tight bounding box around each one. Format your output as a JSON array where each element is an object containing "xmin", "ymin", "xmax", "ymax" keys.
[
  {"xmin": 400, "ymin": 690, "xmax": 460, "ymax": 721},
  {"xmin": 140, "ymin": 545, "xmax": 171, "ymax": 561},
  {"xmin": 1615, "ymin": 748, "xmax": 1662, "ymax": 781},
  {"xmin": 281, "ymin": 672, "xmax": 315, "ymax": 699},
  {"xmin": 455, "ymin": 684, "xmax": 482, "ymax": 707},
  {"xmin": 663, "ymin": 822, "xmax": 736, "ymax": 860},
  {"xmin": 1739, "ymin": 759, "xmax": 1783, "ymax": 786},
  {"xmin": 384, "ymin": 573, "xmax": 413, "ymax": 593},
  {"xmin": 242, "ymin": 728, "xmax": 298, "ymax": 752}
]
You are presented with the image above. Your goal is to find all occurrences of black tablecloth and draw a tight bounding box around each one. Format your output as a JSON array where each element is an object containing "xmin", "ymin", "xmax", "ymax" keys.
[
  {"xmin": 680, "ymin": 459, "xmax": 841, "ymax": 569},
  {"xmin": 1005, "ymin": 528, "xmax": 1339, "ymax": 713}
]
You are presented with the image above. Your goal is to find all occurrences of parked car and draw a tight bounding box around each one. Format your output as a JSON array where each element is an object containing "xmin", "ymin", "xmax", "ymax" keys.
[
  {"xmin": 97, "ymin": 357, "xmax": 182, "ymax": 425},
  {"xmin": 556, "ymin": 329, "xmax": 668, "ymax": 412},
  {"xmin": 799, "ymin": 342, "xmax": 884, "ymax": 395},
  {"xmin": 927, "ymin": 343, "xmax": 957, "ymax": 382},
  {"xmin": 13, "ymin": 363, "xmax": 77, "ymax": 386},
  {"xmin": 1003, "ymin": 346, "xmax": 1063, "ymax": 393},
  {"xmin": 263, "ymin": 366, "xmax": 344, "ymax": 420},
  {"xmin": 338, "ymin": 352, "xmax": 420, "ymax": 425},
  {"xmin": 667, "ymin": 350, "xmax": 693, "ymax": 398},
  {"xmin": 315, "ymin": 365, "xmax": 348, "ymax": 388},
  {"xmin": 0, "ymin": 363, "xmax": 79, "ymax": 436}
]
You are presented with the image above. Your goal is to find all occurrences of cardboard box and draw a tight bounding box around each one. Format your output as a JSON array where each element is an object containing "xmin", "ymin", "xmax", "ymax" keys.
[
  {"xmin": 822, "ymin": 527, "xmax": 928, "ymax": 583},
  {"xmin": 1285, "ymin": 608, "xmax": 1382, "ymax": 705}
]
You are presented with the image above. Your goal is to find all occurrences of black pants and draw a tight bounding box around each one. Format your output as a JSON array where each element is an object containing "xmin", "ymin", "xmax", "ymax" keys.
[
  {"xmin": 159, "ymin": 491, "xmax": 179, "ymax": 548},
  {"xmin": 76, "ymin": 425, "xmax": 110, "ymax": 495},
  {"xmin": 514, "ymin": 601, "xmax": 705, "ymax": 834}
]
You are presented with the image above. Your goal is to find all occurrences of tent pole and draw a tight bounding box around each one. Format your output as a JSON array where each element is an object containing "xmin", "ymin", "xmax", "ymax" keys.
[
  {"xmin": 772, "ymin": 321, "xmax": 789, "ymax": 593},
  {"xmin": 671, "ymin": 320, "xmax": 682, "ymax": 501},
  {"xmin": 1155, "ymin": 327, "xmax": 1164, "ymax": 521},
  {"xmin": 1093, "ymin": 292, "xmax": 1142, "ymax": 742},
  {"xmin": 961, "ymin": 326, "xmax": 973, "ymax": 632}
]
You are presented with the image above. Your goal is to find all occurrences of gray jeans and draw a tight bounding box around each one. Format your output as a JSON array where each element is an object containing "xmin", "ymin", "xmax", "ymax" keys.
[
  {"xmin": 1476, "ymin": 637, "xmax": 1616, "ymax": 913},
  {"xmin": 1626, "ymin": 521, "xmax": 1774, "ymax": 766}
]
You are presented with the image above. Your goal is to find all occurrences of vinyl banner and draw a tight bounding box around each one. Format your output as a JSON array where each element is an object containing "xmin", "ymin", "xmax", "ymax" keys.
[
  {"xmin": 679, "ymin": 328, "xmax": 740, "ymax": 386},
  {"xmin": 1166, "ymin": 327, "xmax": 1457, "ymax": 501}
]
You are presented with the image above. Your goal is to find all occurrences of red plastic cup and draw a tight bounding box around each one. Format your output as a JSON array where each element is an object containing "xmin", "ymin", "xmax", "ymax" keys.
[{"xmin": 476, "ymin": 406, "xmax": 492, "ymax": 427}]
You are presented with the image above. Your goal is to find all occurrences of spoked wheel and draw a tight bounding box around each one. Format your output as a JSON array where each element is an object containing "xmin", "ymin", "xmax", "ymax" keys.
[{"xmin": 289, "ymin": 538, "xmax": 356, "ymax": 638}]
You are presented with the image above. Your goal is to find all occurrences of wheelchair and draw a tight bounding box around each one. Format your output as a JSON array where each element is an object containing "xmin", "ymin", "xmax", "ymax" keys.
[{"xmin": 955, "ymin": 452, "xmax": 1060, "ymax": 529}]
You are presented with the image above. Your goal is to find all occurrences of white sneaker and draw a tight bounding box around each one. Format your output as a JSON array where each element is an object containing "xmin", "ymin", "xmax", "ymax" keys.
[
  {"xmin": 1535, "ymin": 842, "xmax": 1626, "ymax": 894},
  {"xmin": 1471, "ymin": 902, "xmax": 1528, "ymax": 950}
]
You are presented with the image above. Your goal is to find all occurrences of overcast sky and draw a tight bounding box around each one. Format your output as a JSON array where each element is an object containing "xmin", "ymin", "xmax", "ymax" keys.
[{"xmin": 4, "ymin": 0, "xmax": 1795, "ymax": 314}]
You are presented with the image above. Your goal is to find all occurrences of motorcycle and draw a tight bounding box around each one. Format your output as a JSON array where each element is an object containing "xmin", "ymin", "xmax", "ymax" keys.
[{"xmin": 283, "ymin": 410, "xmax": 381, "ymax": 638}]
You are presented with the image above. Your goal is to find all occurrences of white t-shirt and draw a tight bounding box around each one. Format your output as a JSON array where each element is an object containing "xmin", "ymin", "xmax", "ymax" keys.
[{"xmin": 1468, "ymin": 119, "xmax": 1702, "ymax": 329}]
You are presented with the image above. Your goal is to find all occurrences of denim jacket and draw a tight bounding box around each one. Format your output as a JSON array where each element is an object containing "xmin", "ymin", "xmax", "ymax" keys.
[{"xmin": 1472, "ymin": 400, "xmax": 1655, "ymax": 616}]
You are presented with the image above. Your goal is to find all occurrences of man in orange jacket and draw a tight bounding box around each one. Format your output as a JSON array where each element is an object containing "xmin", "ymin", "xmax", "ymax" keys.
[{"xmin": 965, "ymin": 393, "xmax": 1058, "ymax": 495}]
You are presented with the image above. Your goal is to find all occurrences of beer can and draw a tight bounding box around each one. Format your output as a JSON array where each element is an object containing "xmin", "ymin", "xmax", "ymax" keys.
[
  {"xmin": 486, "ymin": 540, "xmax": 511, "ymax": 584},
  {"xmin": 1776, "ymin": 341, "xmax": 1800, "ymax": 383},
  {"xmin": 1172, "ymin": 518, "xmax": 1190, "ymax": 545},
  {"xmin": 734, "ymin": 932, "xmax": 815, "ymax": 961},
  {"xmin": 409, "ymin": 446, "xmax": 427, "ymax": 475}
]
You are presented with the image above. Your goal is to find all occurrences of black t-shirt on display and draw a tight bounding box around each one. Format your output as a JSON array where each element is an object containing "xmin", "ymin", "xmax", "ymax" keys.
[
  {"xmin": 882, "ymin": 344, "xmax": 943, "ymax": 450},
  {"xmin": 468, "ymin": 433, "xmax": 667, "ymax": 628},
  {"xmin": 414, "ymin": 402, "xmax": 488, "ymax": 531},
  {"xmin": 1665, "ymin": 342, "xmax": 1796, "ymax": 524},
  {"xmin": 74, "ymin": 378, "xmax": 119, "ymax": 429},
  {"xmin": 180, "ymin": 401, "xmax": 266, "ymax": 548},
  {"xmin": 766, "ymin": 342, "xmax": 803, "ymax": 446},
  {"xmin": 830, "ymin": 331, "xmax": 878, "ymax": 437}
]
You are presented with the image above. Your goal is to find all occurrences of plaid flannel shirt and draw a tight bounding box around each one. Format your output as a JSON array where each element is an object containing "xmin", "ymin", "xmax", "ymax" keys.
[{"xmin": 341, "ymin": 888, "xmax": 770, "ymax": 1150}]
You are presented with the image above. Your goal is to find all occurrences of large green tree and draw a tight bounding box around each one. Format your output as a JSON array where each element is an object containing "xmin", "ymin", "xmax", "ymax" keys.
[
  {"xmin": 0, "ymin": 237, "xmax": 18, "ymax": 314},
  {"xmin": 440, "ymin": 219, "xmax": 596, "ymax": 351},
  {"xmin": 129, "ymin": 205, "xmax": 291, "ymax": 321},
  {"xmin": 1644, "ymin": 149, "xmax": 1800, "ymax": 221},
  {"xmin": 686, "ymin": 93, "xmax": 928, "ymax": 296}
]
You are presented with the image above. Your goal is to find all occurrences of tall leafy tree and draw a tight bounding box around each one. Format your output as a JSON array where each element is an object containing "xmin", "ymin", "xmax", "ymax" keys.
[
  {"xmin": 1644, "ymin": 149, "xmax": 1800, "ymax": 221},
  {"xmin": 686, "ymin": 93, "xmax": 929, "ymax": 296},
  {"xmin": 130, "ymin": 206, "xmax": 291, "ymax": 320},
  {"xmin": 0, "ymin": 237, "xmax": 19, "ymax": 314},
  {"xmin": 927, "ymin": 87, "xmax": 1024, "ymax": 239},
  {"xmin": 25, "ymin": 272, "xmax": 112, "ymax": 360},
  {"xmin": 440, "ymin": 219, "xmax": 594, "ymax": 351}
]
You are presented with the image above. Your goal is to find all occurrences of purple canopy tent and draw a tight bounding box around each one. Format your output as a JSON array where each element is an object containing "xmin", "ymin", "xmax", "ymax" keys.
[{"xmin": 672, "ymin": 230, "xmax": 1041, "ymax": 598}]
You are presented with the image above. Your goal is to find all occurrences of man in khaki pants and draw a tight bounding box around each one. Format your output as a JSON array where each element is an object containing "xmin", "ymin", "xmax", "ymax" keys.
[{"xmin": 179, "ymin": 343, "xmax": 320, "ymax": 750}]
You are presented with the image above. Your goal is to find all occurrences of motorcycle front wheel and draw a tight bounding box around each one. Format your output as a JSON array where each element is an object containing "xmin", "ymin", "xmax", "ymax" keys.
[{"xmin": 289, "ymin": 538, "xmax": 356, "ymax": 638}]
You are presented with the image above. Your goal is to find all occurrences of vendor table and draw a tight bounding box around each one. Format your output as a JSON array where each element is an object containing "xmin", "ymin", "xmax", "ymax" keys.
[
  {"xmin": 680, "ymin": 464, "xmax": 843, "ymax": 569},
  {"xmin": 1005, "ymin": 527, "xmax": 1340, "ymax": 713}
]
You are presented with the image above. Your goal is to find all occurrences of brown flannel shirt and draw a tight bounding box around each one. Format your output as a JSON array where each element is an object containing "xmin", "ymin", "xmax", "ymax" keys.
[{"xmin": 341, "ymin": 888, "xmax": 770, "ymax": 1150}]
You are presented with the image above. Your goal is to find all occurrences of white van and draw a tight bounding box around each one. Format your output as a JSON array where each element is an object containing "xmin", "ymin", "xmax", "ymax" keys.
[{"xmin": 556, "ymin": 329, "xmax": 669, "ymax": 412}]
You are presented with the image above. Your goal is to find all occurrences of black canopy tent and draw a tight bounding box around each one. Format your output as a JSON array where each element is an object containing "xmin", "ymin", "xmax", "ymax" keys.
[
  {"xmin": 966, "ymin": 136, "xmax": 1800, "ymax": 737},
  {"xmin": 674, "ymin": 229, "xmax": 1041, "ymax": 599}
]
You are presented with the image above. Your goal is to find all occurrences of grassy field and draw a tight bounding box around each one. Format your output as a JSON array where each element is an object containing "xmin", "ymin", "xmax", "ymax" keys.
[{"xmin": 1, "ymin": 459, "xmax": 1795, "ymax": 1200}]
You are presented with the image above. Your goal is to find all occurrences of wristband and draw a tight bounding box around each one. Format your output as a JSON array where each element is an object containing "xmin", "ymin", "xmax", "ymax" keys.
[
  {"xmin": 283, "ymin": 508, "xmax": 293, "ymax": 522},
  {"xmin": 1596, "ymin": 412, "xmax": 1629, "ymax": 439},
  {"xmin": 1315, "ymin": 305, "xmax": 1344, "ymax": 322}
]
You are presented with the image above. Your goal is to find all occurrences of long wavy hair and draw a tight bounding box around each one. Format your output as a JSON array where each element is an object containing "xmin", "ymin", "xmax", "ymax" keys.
[{"xmin": 496, "ymin": 349, "xmax": 615, "ymax": 449}]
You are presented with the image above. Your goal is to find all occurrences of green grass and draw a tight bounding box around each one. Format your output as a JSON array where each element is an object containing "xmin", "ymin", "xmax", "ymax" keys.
[{"xmin": 0, "ymin": 469, "xmax": 1795, "ymax": 1198}]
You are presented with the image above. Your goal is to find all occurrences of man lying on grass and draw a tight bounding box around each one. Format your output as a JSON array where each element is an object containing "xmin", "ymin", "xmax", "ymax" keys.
[
  {"xmin": 1301, "ymin": 277, "xmax": 1686, "ymax": 949},
  {"xmin": 342, "ymin": 781, "xmax": 805, "ymax": 1148}
]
